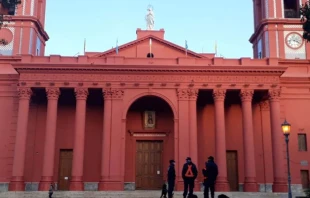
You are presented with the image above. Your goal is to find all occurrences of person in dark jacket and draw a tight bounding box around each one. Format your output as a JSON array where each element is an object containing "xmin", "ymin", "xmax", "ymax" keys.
[
  {"xmin": 182, "ymin": 157, "xmax": 198, "ymax": 198},
  {"xmin": 167, "ymin": 159, "xmax": 176, "ymax": 198},
  {"xmin": 202, "ymin": 156, "xmax": 219, "ymax": 198}
]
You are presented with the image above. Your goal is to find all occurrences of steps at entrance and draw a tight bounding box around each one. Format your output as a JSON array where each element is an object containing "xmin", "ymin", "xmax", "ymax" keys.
[{"xmin": 0, "ymin": 191, "xmax": 306, "ymax": 198}]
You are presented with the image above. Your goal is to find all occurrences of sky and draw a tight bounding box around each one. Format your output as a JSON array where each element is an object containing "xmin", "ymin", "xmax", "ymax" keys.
[{"xmin": 44, "ymin": 0, "xmax": 254, "ymax": 58}]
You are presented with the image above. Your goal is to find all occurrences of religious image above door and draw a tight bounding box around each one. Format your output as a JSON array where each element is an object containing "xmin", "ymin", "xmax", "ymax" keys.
[{"xmin": 135, "ymin": 140, "xmax": 163, "ymax": 190}]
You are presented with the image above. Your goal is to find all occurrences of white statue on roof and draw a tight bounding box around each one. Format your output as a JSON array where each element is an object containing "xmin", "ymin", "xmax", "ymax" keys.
[{"xmin": 145, "ymin": 5, "xmax": 154, "ymax": 30}]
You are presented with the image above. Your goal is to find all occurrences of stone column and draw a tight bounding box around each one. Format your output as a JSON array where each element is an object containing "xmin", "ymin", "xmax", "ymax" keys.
[
  {"xmin": 239, "ymin": 89, "xmax": 257, "ymax": 192},
  {"xmin": 175, "ymin": 89, "xmax": 190, "ymax": 190},
  {"xmin": 188, "ymin": 89, "xmax": 199, "ymax": 190},
  {"xmin": 39, "ymin": 88, "xmax": 61, "ymax": 191},
  {"xmin": 212, "ymin": 89, "xmax": 229, "ymax": 191},
  {"xmin": 188, "ymin": 89, "xmax": 198, "ymax": 167},
  {"xmin": 98, "ymin": 88, "xmax": 112, "ymax": 191},
  {"xmin": 268, "ymin": 89, "xmax": 287, "ymax": 192},
  {"xmin": 99, "ymin": 88, "xmax": 124, "ymax": 190},
  {"xmin": 9, "ymin": 88, "xmax": 32, "ymax": 191},
  {"xmin": 69, "ymin": 88, "xmax": 88, "ymax": 191}
]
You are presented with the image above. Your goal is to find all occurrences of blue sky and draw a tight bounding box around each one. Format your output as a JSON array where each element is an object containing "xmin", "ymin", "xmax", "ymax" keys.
[{"xmin": 44, "ymin": 0, "xmax": 254, "ymax": 58}]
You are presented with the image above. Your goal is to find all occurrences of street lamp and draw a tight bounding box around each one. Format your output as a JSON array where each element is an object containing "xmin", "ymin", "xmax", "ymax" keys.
[{"xmin": 281, "ymin": 119, "xmax": 292, "ymax": 198}]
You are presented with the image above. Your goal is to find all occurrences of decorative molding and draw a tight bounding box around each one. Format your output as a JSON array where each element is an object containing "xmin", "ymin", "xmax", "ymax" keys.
[
  {"xmin": 45, "ymin": 87, "xmax": 60, "ymax": 100},
  {"xmin": 212, "ymin": 89, "xmax": 226, "ymax": 101},
  {"xmin": 19, "ymin": 74, "xmax": 280, "ymax": 84},
  {"xmin": 177, "ymin": 89, "xmax": 198, "ymax": 100},
  {"xmin": 259, "ymin": 100, "xmax": 270, "ymax": 111},
  {"xmin": 74, "ymin": 88, "xmax": 88, "ymax": 100},
  {"xmin": 128, "ymin": 130, "xmax": 170, "ymax": 137},
  {"xmin": 103, "ymin": 88, "xmax": 124, "ymax": 100},
  {"xmin": 239, "ymin": 89, "xmax": 254, "ymax": 102},
  {"xmin": 268, "ymin": 88, "xmax": 281, "ymax": 101},
  {"xmin": 17, "ymin": 87, "xmax": 32, "ymax": 100}
]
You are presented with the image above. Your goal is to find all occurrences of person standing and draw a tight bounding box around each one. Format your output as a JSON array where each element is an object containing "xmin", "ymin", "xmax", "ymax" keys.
[
  {"xmin": 202, "ymin": 156, "xmax": 218, "ymax": 198},
  {"xmin": 167, "ymin": 159, "xmax": 176, "ymax": 198},
  {"xmin": 182, "ymin": 157, "xmax": 198, "ymax": 198},
  {"xmin": 48, "ymin": 183, "xmax": 54, "ymax": 198}
]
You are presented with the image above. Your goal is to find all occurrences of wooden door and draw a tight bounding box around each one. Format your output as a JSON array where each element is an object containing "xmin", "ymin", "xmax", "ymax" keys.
[
  {"xmin": 226, "ymin": 151, "xmax": 239, "ymax": 191},
  {"xmin": 301, "ymin": 170, "xmax": 309, "ymax": 189},
  {"xmin": 57, "ymin": 149, "xmax": 73, "ymax": 190},
  {"xmin": 136, "ymin": 141, "xmax": 163, "ymax": 190}
]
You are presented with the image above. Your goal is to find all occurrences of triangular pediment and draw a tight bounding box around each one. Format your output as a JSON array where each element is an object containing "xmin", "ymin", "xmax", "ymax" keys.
[{"xmin": 92, "ymin": 35, "xmax": 204, "ymax": 59}]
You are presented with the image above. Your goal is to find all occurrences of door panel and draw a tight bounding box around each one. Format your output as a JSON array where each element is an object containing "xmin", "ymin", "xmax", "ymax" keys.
[
  {"xmin": 226, "ymin": 151, "xmax": 239, "ymax": 191},
  {"xmin": 136, "ymin": 141, "xmax": 163, "ymax": 190},
  {"xmin": 57, "ymin": 149, "xmax": 73, "ymax": 190},
  {"xmin": 301, "ymin": 170, "xmax": 309, "ymax": 189}
]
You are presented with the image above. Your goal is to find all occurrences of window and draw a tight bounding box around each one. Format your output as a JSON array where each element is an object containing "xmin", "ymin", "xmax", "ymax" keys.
[
  {"xmin": 298, "ymin": 134, "xmax": 307, "ymax": 151},
  {"xmin": 284, "ymin": 0, "xmax": 300, "ymax": 18},
  {"xmin": 147, "ymin": 53, "xmax": 154, "ymax": 58}
]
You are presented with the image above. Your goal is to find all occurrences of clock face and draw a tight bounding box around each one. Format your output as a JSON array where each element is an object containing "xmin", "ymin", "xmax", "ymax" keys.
[{"xmin": 286, "ymin": 33, "xmax": 303, "ymax": 49}]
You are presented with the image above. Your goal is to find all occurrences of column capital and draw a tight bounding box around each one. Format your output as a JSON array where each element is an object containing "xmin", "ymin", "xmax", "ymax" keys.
[
  {"xmin": 103, "ymin": 88, "xmax": 124, "ymax": 100},
  {"xmin": 212, "ymin": 89, "xmax": 226, "ymax": 101},
  {"xmin": 17, "ymin": 87, "xmax": 32, "ymax": 100},
  {"xmin": 176, "ymin": 88, "xmax": 198, "ymax": 100},
  {"xmin": 268, "ymin": 88, "xmax": 281, "ymax": 102},
  {"xmin": 259, "ymin": 100, "xmax": 270, "ymax": 111},
  {"xmin": 74, "ymin": 88, "xmax": 89, "ymax": 100},
  {"xmin": 239, "ymin": 89, "xmax": 254, "ymax": 102},
  {"xmin": 45, "ymin": 88, "xmax": 60, "ymax": 100}
]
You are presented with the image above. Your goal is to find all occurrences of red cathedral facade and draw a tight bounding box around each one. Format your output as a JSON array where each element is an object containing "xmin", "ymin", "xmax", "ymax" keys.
[{"xmin": 0, "ymin": 0, "xmax": 310, "ymax": 193}]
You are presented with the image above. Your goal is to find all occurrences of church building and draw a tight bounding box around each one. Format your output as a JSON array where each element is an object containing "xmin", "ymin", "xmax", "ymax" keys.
[{"xmin": 0, "ymin": 0, "xmax": 309, "ymax": 193}]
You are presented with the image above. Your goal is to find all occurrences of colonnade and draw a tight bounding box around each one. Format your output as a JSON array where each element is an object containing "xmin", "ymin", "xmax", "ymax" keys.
[{"xmin": 8, "ymin": 87, "xmax": 287, "ymax": 192}]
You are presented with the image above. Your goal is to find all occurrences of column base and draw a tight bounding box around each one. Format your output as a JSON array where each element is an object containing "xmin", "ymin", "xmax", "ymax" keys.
[
  {"xmin": 215, "ymin": 177, "xmax": 230, "ymax": 192},
  {"xmin": 69, "ymin": 176, "xmax": 84, "ymax": 191},
  {"xmin": 98, "ymin": 181, "xmax": 123, "ymax": 191},
  {"xmin": 8, "ymin": 176, "xmax": 25, "ymax": 191},
  {"xmin": 244, "ymin": 182, "xmax": 258, "ymax": 192},
  {"xmin": 38, "ymin": 176, "xmax": 53, "ymax": 191},
  {"xmin": 175, "ymin": 180, "xmax": 184, "ymax": 191},
  {"xmin": 273, "ymin": 182, "xmax": 287, "ymax": 192}
]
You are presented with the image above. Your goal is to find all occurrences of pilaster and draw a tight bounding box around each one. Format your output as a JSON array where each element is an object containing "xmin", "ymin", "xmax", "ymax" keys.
[
  {"xmin": 268, "ymin": 89, "xmax": 287, "ymax": 192},
  {"xmin": 9, "ymin": 87, "xmax": 33, "ymax": 191}
]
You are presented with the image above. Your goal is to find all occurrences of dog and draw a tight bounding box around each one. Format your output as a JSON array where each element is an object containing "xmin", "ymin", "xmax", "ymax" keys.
[
  {"xmin": 218, "ymin": 194, "xmax": 230, "ymax": 198},
  {"xmin": 187, "ymin": 194, "xmax": 198, "ymax": 198},
  {"xmin": 160, "ymin": 183, "xmax": 168, "ymax": 198}
]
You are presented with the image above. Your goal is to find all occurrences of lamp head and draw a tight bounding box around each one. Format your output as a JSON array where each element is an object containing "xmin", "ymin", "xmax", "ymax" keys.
[{"xmin": 281, "ymin": 119, "xmax": 291, "ymax": 135}]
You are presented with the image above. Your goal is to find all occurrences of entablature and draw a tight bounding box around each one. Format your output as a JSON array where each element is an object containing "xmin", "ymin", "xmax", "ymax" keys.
[{"xmin": 17, "ymin": 73, "xmax": 281, "ymax": 91}]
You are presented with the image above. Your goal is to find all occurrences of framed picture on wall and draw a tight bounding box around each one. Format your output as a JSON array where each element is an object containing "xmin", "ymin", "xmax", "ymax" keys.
[{"xmin": 144, "ymin": 111, "xmax": 155, "ymax": 129}]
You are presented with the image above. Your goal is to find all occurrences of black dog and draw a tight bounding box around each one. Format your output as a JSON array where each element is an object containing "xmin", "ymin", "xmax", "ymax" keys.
[
  {"xmin": 188, "ymin": 194, "xmax": 198, "ymax": 198},
  {"xmin": 160, "ymin": 183, "xmax": 168, "ymax": 198},
  {"xmin": 218, "ymin": 194, "xmax": 229, "ymax": 198}
]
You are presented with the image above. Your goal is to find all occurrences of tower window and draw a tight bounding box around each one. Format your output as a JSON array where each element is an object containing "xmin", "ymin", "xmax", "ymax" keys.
[
  {"xmin": 284, "ymin": 0, "xmax": 300, "ymax": 18},
  {"xmin": 147, "ymin": 53, "xmax": 154, "ymax": 58}
]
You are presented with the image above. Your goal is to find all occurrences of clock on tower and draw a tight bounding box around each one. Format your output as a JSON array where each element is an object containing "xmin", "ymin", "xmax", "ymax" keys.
[
  {"xmin": 250, "ymin": 0, "xmax": 308, "ymax": 59},
  {"xmin": 0, "ymin": 0, "xmax": 49, "ymax": 56}
]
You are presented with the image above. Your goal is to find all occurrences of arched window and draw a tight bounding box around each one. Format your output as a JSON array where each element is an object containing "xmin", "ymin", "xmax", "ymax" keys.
[{"xmin": 147, "ymin": 53, "xmax": 154, "ymax": 58}]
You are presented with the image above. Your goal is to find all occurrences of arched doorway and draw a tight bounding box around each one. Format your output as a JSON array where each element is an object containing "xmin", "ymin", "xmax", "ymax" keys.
[{"xmin": 124, "ymin": 96, "xmax": 174, "ymax": 190}]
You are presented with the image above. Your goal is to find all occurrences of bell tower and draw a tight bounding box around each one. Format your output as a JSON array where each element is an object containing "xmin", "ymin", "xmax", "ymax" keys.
[
  {"xmin": 0, "ymin": 0, "xmax": 49, "ymax": 56},
  {"xmin": 250, "ymin": 0, "xmax": 309, "ymax": 59}
]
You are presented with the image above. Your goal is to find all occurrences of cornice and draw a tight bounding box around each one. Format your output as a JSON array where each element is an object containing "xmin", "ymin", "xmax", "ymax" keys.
[
  {"xmin": 14, "ymin": 65, "xmax": 287, "ymax": 75},
  {"xmin": 8, "ymin": 15, "xmax": 49, "ymax": 41},
  {"xmin": 249, "ymin": 18, "xmax": 301, "ymax": 43}
]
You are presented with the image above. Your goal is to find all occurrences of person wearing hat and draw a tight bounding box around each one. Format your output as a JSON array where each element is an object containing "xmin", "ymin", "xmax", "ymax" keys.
[
  {"xmin": 167, "ymin": 159, "xmax": 176, "ymax": 198},
  {"xmin": 182, "ymin": 157, "xmax": 198, "ymax": 198},
  {"xmin": 202, "ymin": 156, "xmax": 218, "ymax": 198}
]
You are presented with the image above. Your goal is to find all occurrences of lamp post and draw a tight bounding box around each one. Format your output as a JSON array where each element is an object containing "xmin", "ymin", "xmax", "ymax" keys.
[{"xmin": 281, "ymin": 119, "xmax": 292, "ymax": 198}]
